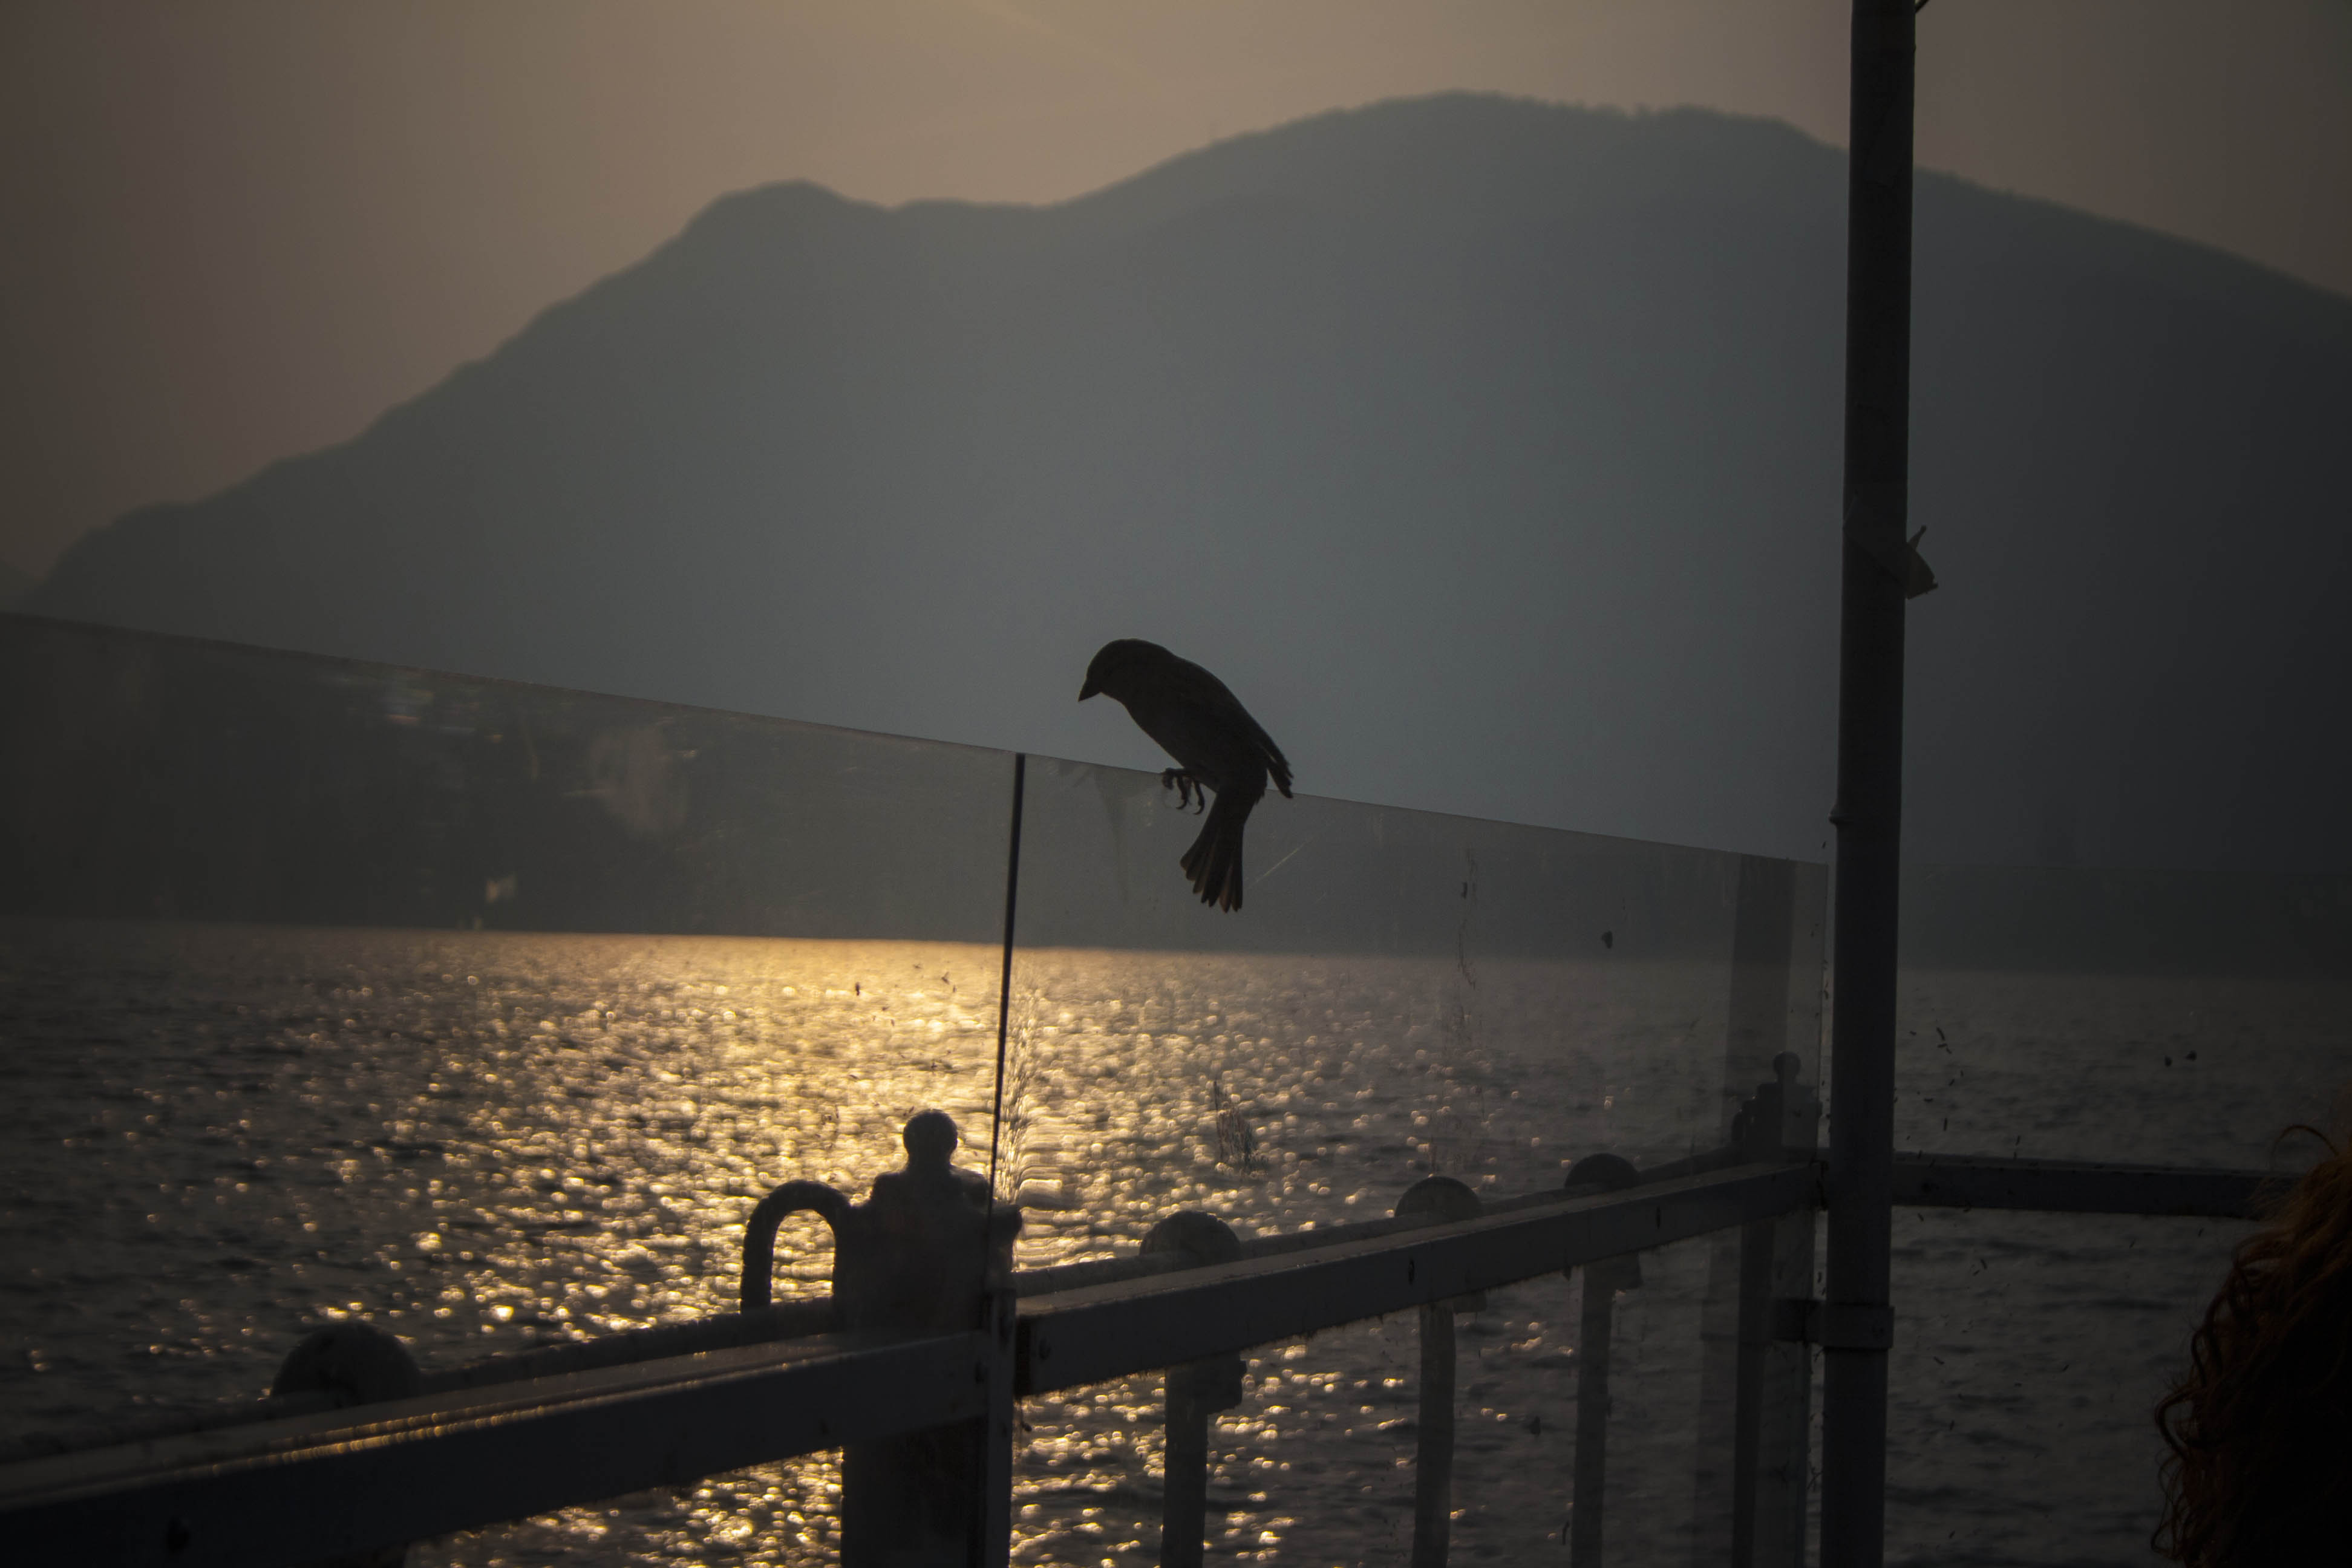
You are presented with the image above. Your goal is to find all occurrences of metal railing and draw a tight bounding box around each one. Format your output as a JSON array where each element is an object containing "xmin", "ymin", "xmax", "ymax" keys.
[{"xmin": 0, "ymin": 1056, "xmax": 2275, "ymax": 1568}]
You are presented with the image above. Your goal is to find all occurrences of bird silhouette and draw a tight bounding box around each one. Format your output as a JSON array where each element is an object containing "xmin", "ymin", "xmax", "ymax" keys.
[{"xmin": 1079, "ymin": 639, "xmax": 1292, "ymax": 912}]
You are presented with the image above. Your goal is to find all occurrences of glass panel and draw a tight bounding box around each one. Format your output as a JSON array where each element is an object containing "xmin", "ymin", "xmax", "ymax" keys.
[
  {"xmin": 1, "ymin": 614, "xmax": 1841, "ymax": 1563},
  {"xmin": 1885, "ymin": 860, "xmax": 2352, "ymax": 1563},
  {"xmin": 0, "ymin": 615, "xmax": 1015, "ymax": 1540},
  {"xmin": 1002, "ymin": 753, "xmax": 1828, "ymax": 1564},
  {"xmin": 1897, "ymin": 862, "xmax": 2352, "ymax": 1168}
]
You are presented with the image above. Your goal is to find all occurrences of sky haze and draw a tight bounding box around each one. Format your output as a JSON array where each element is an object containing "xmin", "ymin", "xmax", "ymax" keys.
[{"xmin": 3, "ymin": 0, "xmax": 2348, "ymax": 579}]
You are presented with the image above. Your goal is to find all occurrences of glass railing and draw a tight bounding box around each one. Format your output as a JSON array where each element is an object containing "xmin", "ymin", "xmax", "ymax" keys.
[
  {"xmin": 0, "ymin": 613, "xmax": 1019, "ymax": 1564},
  {"xmin": 24, "ymin": 609, "xmax": 2325, "ymax": 1567},
  {"xmin": 1003, "ymin": 753, "xmax": 1827, "ymax": 1564},
  {"xmin": 1, "ymin": 613, "xmax": 1834, "ymax": 1565}
]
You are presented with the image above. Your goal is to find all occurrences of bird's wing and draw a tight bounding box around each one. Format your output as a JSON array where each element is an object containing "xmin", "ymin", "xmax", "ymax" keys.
[
  {"xmin": 1169, "ymin": 655, "xmax": 1293, "ymax": 798},
  {"xmin": 1246, "ymin": 713, "xmax": 1292, "ymax": 797}
]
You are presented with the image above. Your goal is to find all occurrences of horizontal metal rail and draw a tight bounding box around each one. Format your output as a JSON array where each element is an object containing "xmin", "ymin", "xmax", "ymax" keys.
[
  {"xmin": 7, "ymin": 1160, "xmax": 1738, "ymax": 1471},
  {"xmin": 0, "ymin": 1299, "xmax": 844, "ymax": 1466},
  {"xmin": 1, "ymin": 1160, "xmax": 1805, "ymax": 1567},
  {"xmin": 1891, "ymin": 1152, "xmax": 2273, "ymax": 1218},
  {"xmin": 2, "ymin": 1330, "xmax": 987, "ymax": 1568},
  {"xmin": 1019, "ymin": 1160, "xmax": 1814, "ymax": 1394},
  {"xmin": 0, "ymin": 1148, "xmax": 2276, "ymax": 1566},
  {"xmin": 1008, "ymin": 1149, "xmax": 1749, "ymax": 1299}
]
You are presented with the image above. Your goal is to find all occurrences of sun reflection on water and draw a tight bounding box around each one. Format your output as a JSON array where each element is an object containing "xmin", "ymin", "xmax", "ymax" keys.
[{"xmin": 7, "ymin": 919, "xmax": 1746, "ymax": 1565}]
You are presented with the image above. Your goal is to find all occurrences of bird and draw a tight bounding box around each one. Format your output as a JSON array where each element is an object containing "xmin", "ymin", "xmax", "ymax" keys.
[{"xmin": 1079, "ymin": 639, "xmax": 1292, "ymax": 912}]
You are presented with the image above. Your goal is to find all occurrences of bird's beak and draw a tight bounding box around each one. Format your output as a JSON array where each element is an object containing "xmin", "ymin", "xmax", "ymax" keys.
[{"xmin": 1078, "ymin": 679, "xmax": 1098, "ymax": 701}]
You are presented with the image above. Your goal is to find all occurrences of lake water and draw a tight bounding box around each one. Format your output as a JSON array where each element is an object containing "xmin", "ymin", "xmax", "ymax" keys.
[{"xmin": 2, "ymin": 918, "xmax": 2340, "ymax": 1566}]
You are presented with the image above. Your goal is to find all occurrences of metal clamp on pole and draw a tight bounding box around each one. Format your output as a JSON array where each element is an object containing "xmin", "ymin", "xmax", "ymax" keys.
[
  {"xmin": 1841, "ymin": 488, "xmax": 1936, "ymax": 599},
  {"xmin": 1769, "ymin": 1299, "xmax": 1893, "ymax": 1351},
  {"xmin": 1808, "ymin": 1304, "xmax": 1896, "ymax": 1352}
]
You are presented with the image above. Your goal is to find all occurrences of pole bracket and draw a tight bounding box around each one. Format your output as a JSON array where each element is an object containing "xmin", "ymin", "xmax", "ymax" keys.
[
  {"xmin": 1772, "ymin": 1299, "xmax": 1894, "ymax": 1350},
  {"xmin": 1843, "ymin": 494, "xmax": 1937, "ymax": 598}
]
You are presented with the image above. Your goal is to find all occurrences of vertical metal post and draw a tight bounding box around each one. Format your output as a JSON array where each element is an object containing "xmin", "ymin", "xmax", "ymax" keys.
[
  {"xmin": 978, "ymin": 751, "xmax": 1028, "ymax": 1567},
  {"xmin": 985, "ymin": 753, "xmax": 1027, "ymax": 1200},
  {"xmin": 1731, "ymin": 1055, "xmax": 1821, "ymax": 1568},
  {"xmin": 1569, "ymin": 1269, "xmax": 1618, "ymax": 1568},
  {"xmin": 1143, "ymin": 1212, "xmax": 1244, "ymax": 1568},
  {"xmin": 975, "ymin": 1283, "xmax": 1016, "ymax": 1568},
  {"xmin": 830, "ymin": 1114, "xmax": 1021, "ymax": 1568},
  {"xmin": 1823, "ymin": 1, "xmax": 1918, "ymax": 1564},
  {"xmin": 1730, "ymin": 1215, "xmax": 1777, "ymax": 1568},
  {"xmin": 1397, "ymin": 1174, "xmax": 1482, "ymax": 1568},
  {"xmin": 1562, "ymin": 1155, "xmax": 1641, "ymax": 1568},
  {"xmin": 1413, "ymin": 1300, "xmax": 1460, "ymax": 1568},
  {"xmin": 1161, "ymin": 1371, "xmax": 1213, "ymax": 1568},
  {"xmin": 271, "ymin": 1324, "xmax": 419, "ymax": 1568}
]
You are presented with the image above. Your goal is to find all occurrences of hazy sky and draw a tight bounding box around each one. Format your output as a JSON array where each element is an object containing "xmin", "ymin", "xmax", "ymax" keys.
[{"xmin": 2, "ymin": 0, "xmax": 2347, "ymax": 580}]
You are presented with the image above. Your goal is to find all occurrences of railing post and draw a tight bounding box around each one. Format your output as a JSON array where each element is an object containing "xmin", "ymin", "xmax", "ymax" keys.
[
  {"xmin": 1416, "ymin": 1298, "xmax": 1460, "ymax": 1566},
  {"xmin": 1564, "ymin": 1154, "xmax": 1642, "ymax": 1568},
  {"xmin": 1397, "ymin": 1176, "xmax": 1485, "ymax": 1568},
  {"xmin": 1143, "ymin": 1212, "xmax": 1245, "ymax": 1568},
  {"xmin": 977, "ymin": 1281, "xmax": 1016, "ymax": 1568},
  {"xmin": 1731, "ymin": 1215, "xmax": 1775, "ymax": 1567},
  {"xmin": 1731, "ymin": 1054, "xmax": 1823, "ymax": 1568},
  {"xmin": 270, "ymin": 1324, "xmax": 420, "ymax": 1568}
]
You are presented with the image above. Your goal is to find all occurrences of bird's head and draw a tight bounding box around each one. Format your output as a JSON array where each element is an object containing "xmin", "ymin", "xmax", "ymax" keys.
[{"xmin": 1079, "ymin": 638, "xmax": 1165, "ymax": 703}]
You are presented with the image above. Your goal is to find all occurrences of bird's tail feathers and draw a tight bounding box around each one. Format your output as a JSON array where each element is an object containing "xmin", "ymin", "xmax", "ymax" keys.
[{"xmin": 1181, "ymin": 794, "xmax": 1251, "ymax": 912}]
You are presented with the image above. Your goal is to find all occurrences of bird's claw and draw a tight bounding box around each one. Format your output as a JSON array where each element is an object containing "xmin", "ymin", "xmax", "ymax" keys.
[{"xmin": 1160, "ymin": 768, "xmax": 1207, "ymax": 814}]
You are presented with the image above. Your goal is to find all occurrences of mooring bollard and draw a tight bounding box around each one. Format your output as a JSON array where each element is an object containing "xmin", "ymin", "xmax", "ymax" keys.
[
  {"xmin": 1396, "ymin": 1175, "xmax": 1485, "ymax": 1568},
  {"xmin": 1563, "ymin": 1152, "xmax": 1642, "ymax": 1568},
  {"xmin": 270, "ymin": 1322, "xmax": 423, "ymax": 1568},
  {"xmin": 740, "ymin": 1110, "xmax": 1022, "ymax": 1568},
  {"xmin": 1142, "ymin": 1212, "xmax": 1246, "ymax": 1568}
]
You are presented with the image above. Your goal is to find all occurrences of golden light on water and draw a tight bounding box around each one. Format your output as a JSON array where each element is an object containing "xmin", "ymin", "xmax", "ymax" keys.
[
  {"xmin": 13, "ymin": 918, "xmax": 1786, "ymax": 1563},
  {"xmin": 10, "ymin": 900, "xmax": 2341, "ymax": 1563}
]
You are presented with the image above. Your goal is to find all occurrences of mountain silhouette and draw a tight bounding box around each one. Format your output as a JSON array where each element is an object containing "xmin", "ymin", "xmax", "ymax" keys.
[{"xmin": 28, "ymin": 93, "xmax": 2352, "ymax": 871}]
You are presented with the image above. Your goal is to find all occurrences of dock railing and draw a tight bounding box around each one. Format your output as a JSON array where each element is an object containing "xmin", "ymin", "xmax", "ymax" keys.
[
  {"xmin": 6, "ymin": 1063, "xmax": 1832, "ymax": 1567},
  {"xmin": 0, "ymin": 1065, "xmax": 2276, "ymax": 1568},
  {"xmin": 0, "ymin": 610, "xmax": 2318, "ymax": 1566}
]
